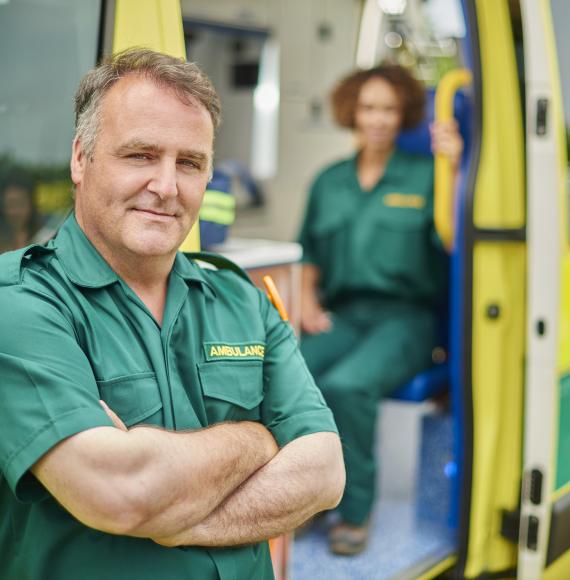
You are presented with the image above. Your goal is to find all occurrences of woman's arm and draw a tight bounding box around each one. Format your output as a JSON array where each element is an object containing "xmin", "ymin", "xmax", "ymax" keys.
[{"xmin": 300, "ymin": 264, "xmax": 332, "ymax": 335}]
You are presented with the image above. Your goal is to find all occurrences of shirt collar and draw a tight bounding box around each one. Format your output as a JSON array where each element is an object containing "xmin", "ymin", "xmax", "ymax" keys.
[
  {"xmin": 55, "ymin": 213, "xmax": 216, "ymax": 296},
  {"xmin": 55, "ymin": 213, "xmax": 120, "ymax": 288},
  {"xmin": 350, "ymin": 146, "xmax": 409, "ymax": 189},
  {"xmin": 172, "ymin": 252, "xmax": 217, "ymax": 297}
]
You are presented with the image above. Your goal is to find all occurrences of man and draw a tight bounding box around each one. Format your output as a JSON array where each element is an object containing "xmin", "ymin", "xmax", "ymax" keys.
[{"xmin": 0, "ymin": 48, "xmax": 344, "ymax": 580}]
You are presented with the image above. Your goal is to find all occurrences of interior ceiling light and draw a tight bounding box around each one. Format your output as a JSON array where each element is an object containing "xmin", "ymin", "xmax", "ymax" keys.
[
  {"xmin": 377, "ymin": 0, "xmax": 407, "ymax": 15},
  {"xmin": 385, "ymin": 31, "xmax": 403, "ymax": 48}
]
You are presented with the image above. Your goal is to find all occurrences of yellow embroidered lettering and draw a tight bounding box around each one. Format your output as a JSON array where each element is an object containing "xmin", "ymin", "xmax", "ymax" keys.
[
  {"xmin": 384, "ymin": 193, "xmax": 425, "ymax": 209},
  {"xmin": 208, "ymin": 343, "xmax": 265, "ymax": 359}
]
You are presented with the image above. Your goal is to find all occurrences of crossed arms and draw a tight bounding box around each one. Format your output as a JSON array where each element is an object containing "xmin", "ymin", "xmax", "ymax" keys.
[{"xmin": 32, "ymin": 409, "xmax": 344, "ymax": 547}]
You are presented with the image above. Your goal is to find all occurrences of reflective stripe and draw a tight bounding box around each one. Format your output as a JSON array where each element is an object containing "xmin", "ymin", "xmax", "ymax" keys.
[
  {"xmin": 199, "ymin": 207, "xmax": 235, "ymax": 225},
  {"xmin": 203, "ymin": 190, "xmax": 235, "ymax": 209},
  {"xmin": 201, "ymin": 190, "xmax": 235, "ymax": 225}
]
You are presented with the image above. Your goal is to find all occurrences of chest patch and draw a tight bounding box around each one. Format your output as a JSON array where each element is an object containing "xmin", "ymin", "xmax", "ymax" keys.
[
  {"xmin": 204, "ymin": 342, "xmax": 266, "ymax": 361},
  {"xmin": 383, "ymin": 193, "xmax": 425, "ymax": 209}
]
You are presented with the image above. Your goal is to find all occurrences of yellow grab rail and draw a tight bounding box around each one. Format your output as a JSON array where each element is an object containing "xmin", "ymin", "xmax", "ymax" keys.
[{"xmin": 434, "ymin": 68, "xmax": 472, "ymax": 251}]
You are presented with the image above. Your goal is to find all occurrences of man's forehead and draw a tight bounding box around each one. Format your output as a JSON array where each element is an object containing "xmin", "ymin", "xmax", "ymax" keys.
[
  {"xmin": 116, "ymin": 138, "xmax": 210, "ymax": 160},
  {"xmin": 96, "ymin": 74, "xmax": 214, "ymax": 152},
  {"xmin": 102, "ymin": 74, "xmax": 211, "ymax": 123}
]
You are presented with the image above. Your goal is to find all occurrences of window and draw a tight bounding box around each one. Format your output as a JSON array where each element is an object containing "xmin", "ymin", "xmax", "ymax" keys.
[{"xmin": 0, "ymin": 0, "xmax": 101, "ymax": 253}]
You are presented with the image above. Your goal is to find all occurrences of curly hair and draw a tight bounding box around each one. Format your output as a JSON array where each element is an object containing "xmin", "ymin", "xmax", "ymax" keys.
[{"xmin": 330, "ymin": 64, "xmax": 426, "ymax": 131}]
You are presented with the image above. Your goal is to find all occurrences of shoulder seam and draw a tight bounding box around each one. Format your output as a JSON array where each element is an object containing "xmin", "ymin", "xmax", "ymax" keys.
[{"xmin": 184, "ymin": 252, "xmax": 253, "ymax": 285}]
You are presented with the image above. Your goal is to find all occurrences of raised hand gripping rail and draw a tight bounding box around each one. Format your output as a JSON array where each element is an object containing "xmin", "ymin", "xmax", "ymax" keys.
[{"xmin": 434, "ymin": 68, "xmax": 472, "ymax": 251}]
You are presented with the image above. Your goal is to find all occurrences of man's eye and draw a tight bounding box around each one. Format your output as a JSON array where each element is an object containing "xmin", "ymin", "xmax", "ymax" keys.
[
  {"xmin": 179, "ymin": 159, "xmax": 199, "ymax": 169},
  {"xmin": 129, "ymin": 153, "xmax": 151, "ymax": 160}
]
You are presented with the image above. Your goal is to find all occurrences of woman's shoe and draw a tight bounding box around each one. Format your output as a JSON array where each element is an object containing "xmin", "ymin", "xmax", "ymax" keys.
[{"xmin": 329, "ymin": 521, "xmax": 369, "ymax": 555}]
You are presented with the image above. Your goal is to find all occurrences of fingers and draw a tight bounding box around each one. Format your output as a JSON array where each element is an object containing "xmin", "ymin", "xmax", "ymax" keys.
[
  {"xmin": 430, "ymin": 120, "xmax": 464, "ymax": 167},
  {"xmin": 100, "ymin": 399, "xmax": 128, "ymax": 432},
  {"xmin": 316, "ymin": 311, "xmax": 332, "ymax": 333},
  {"xmin": 301, "ymin": 308, "xmax": 332, "ymax": 335}
]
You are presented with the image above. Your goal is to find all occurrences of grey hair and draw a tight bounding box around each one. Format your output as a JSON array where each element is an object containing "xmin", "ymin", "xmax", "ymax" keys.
[{"xmin": 74, "ymin": 47, "xmax": 222, "ymax": 159}]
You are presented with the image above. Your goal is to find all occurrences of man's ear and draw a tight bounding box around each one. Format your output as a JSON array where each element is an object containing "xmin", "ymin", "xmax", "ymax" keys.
[{"xmin": 70, "ymin": 137, "xmax": 87, "ymax": 186}]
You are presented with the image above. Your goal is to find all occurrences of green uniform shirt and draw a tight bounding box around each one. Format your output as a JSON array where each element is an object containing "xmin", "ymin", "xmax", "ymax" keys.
[
  {"xmin": 0, "ymin": 214, "xmax": 337, "ymax": 580},
  {"xmin": 298, "ymin": 148, "xmax": 447, "ymax": 306}
]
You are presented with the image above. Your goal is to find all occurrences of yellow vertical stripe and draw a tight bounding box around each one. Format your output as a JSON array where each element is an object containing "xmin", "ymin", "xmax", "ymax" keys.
[{"xmin": 113, "ymin": 0, "xmax": 185, "ymax": 57}]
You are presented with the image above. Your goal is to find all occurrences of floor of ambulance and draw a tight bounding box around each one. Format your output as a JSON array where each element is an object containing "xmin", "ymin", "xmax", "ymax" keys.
[
  {"xmin": 290, "ymin": 404, "xmax": 456, "ymax": 580},
  {"xmin": 291, "ymin": 499, "xmax": 455, "ymax": 579}
]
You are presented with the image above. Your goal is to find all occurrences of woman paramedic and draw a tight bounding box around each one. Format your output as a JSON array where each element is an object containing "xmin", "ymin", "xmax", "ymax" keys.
[{"xmin": 298, "ymin": 64, "xmax": 463, "ymax": 555}]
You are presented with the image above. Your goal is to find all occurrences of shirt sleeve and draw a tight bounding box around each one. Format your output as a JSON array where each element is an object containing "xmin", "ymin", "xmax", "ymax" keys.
[
  {"xmin": 0, "ymin": 281, "xmax": 114, "ymax": 502},
  {"xmin": 259, "ymin": 292, "xmax": 338, "ymax": 447}
]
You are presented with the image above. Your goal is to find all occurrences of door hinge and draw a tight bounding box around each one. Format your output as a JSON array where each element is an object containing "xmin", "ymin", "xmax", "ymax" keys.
[
  {"xmin": 525, "ymin": 515, "xmax": 540, "ymax": 551},
  {"xmin": 528, "ymin": 468, "xmax": 543, "ymax": 505},
  {"xmin": 501, "ymin": 508, "xmax": 521, "ymax": 543}
]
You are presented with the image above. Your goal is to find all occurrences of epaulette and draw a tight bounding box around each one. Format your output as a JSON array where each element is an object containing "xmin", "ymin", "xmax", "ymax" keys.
[
  {"xmin": 183, "ymin": 251, "xmax": 252, "ymax": 285},
  {"xmin": 0, "ymin": 244, "xmax": 54, "ymax": 286}
]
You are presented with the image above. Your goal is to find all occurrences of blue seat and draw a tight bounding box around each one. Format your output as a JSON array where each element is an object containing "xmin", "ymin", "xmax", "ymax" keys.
[{"xmin": 390, "ymin": 362, "xmax": 449, "ymax": 402}]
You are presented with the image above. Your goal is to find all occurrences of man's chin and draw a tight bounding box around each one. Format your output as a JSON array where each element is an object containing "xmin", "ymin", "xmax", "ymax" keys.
[{"xmin": 124, "ymin": 235, "xmax": 182, "ymax": 259}]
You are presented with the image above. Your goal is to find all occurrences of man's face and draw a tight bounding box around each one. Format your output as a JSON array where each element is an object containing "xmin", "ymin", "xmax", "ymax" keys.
[{"xmin": 71, "ymin": 74, "xmax": 214, "ymax": 262}]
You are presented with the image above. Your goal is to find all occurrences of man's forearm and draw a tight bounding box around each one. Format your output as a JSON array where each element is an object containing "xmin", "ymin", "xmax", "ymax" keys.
[
  {"xmin": 153, "ymin": 432, "xmax": 345, "ymax": 547},
  {"xmin": 33, "ymin": 421, "xmax": 278, "ymax": 538}
]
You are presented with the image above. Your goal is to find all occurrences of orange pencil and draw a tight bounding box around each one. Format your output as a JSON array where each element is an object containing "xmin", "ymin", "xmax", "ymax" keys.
[{"xmin": 262, "ymin": 275, "xmax": 289, "ymax": 322}]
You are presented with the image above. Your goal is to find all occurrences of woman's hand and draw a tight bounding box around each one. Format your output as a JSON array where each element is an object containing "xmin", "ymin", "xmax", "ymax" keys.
[
  {"xmin": 301, "ymin": 300, "xmax": 332, "ymax": 335},
  {"xmin": 430, "ymin": 119, "xmax": 464, "ymax": 169}
]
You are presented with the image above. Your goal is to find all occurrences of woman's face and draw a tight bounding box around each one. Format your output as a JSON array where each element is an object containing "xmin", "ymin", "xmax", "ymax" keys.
[
  {"xmin": 354, "ymin": 77, "xmax": 403, "ymax": 152},
  {"xmin": 2, "ymin": 186, "xmax": 33, "ymax": 228}
]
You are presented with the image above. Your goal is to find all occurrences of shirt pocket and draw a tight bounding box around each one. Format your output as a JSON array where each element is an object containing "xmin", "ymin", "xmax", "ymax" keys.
[
  {"xmin": 97, "ymin": 372, "xmax": 163, "ymax": 427},
  {"xmin": 370, "ymin": 206, "xmax": 431, "ymax": 276},
  {"xmin": 310, "ymin": 211, "xmax": 355, "ymax": 292},
  {"xmin": 197, "ymin": 361, "xmax": 264, "ymax": 424}
]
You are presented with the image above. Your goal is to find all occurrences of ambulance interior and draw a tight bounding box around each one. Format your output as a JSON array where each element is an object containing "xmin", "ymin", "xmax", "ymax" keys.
[{"xmin": 185, "ymin": 2, "xmax": 469, "ymax": 576}]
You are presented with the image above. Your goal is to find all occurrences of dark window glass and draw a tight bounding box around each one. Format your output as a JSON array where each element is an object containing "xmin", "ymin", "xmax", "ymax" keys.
[{"xmin": 0, "ymin": 0, "xmax": 101, "ymax": 253}]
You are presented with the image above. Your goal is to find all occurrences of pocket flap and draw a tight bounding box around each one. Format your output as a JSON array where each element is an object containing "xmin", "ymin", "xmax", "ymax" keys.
[
  {"xmin": 198, "ymin": 361, "xmax": 264, "ymax": 410},
  {"xmin": 311, "ymin": 210, "xmax": 353, "ymax": 236},
  {"xmin": 374, "ymin": 205, "xmax": 428, "ymax": 231},
  {"xmin": 97, "ymin": 372, "xmax": 163, "ymax": 426}
]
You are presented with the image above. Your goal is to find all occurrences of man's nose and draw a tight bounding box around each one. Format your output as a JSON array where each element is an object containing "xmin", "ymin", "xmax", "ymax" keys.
[{"xmin": 147, "ymin": 159, "xmax": 178, "ymax": 199}]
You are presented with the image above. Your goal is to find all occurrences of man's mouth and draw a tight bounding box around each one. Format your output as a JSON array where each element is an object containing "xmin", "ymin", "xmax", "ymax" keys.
[{"xmin": 133, "ymin": 208, "xmax": 177, "ymax": 220}]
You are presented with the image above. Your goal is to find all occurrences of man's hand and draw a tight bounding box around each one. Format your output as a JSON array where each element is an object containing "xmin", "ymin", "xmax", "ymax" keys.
[
  {"xmin": 151, "ymin": 431, "xmax": 345, "ymax": 548},
  {"xmin": 32, "ymin": 417, "xmax": 278, "ymax": 540}
]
